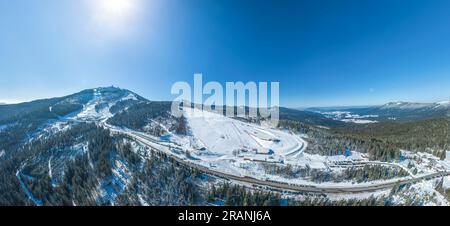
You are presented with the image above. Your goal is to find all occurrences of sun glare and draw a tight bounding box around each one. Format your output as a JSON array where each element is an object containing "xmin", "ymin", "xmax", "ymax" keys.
[
  {"xmin": 97, "ymin": 0, "xmax": 134, "ymax": 16},
  {"xmin": 88, "ymin": 0, "xmax": 139, "ymax": 35}
]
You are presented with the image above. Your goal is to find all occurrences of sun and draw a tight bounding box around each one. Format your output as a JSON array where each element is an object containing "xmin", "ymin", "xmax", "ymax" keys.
[
  {"xmin": 96, "ymin": 0, "xmax": 134, "ymax": 17},
  {"xmin": 87, "ymin": 0, "xmax": 139, "ymax": 35}
]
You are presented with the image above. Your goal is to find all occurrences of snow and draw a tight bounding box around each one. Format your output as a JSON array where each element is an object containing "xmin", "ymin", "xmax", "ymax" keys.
[
  {"xmin": 0, "ymin": 150, "xmax": 5, "ymax": 158},
  {"xmin": 68, "ymin": 88, "xmax": 141, "ymax": 123},
  {"xmin": 98, "ymin": 158, "xmax": 132, "ymax": 205},
  {"xmin": 110, "ymin": 107, "xmax": 448, "ymax": 193},
  {"xmin": 320, "ymin": 111, "xmax": 378, "ymax": 124},
  {"xmin": 341, "ymin": 119, "xmax": 378, "ymax": 124},
  {"xmin": 381, "ymin": 102, "xmax": 431, "ymax": 110},
  {"xmin": 138, "ymin": 194, "xmax": 149, "ymax": 206},
  {"xmin": 184, "ymin": 107, "xmax": 307, "ymax": 158},
  {"xmin": 48, "ymin": 156, "xmax": 53, "ymax": 179},
  {"xmin": 399, "ymin": 150, "xmax": 450, "ymax": 175},
  {"xmin": 443, "ymin": 176, "xmax": 450, "ymax": 190},
  {"xmin": 42, "ymin": 121, "xmax": 73, "ymax": 136},
  {"xmin": 326, "ymin": 189, "xmax": 390, "ymax": 201},
  {"xmin": 391, "ymin": 179, "xmax": 449, "ymax": 206},
  {"xmin": 16, "ymin": 169, "xmax": 43, "ymax": 206},
  {"xmin": 116, "ymin": 108, "xmax": 415, "ymax": 190},
  {"xmin": 71, "ymin": 88, "xmax": 113, "ymax": 122},
  {"xmin": 436, "ymin": 100, "xmax": 450, "ymax": 107},
  {"xmin": 121, "ymin": 93, "xmax": 138, "ymax": 101},
  {"xmin": 14, "ymin": 86, "xmax": 450, "ymax": 203},
  {"xmin": 101, "ymin": 100, "xmax": 450, "ymax": 205},
  {"xmin": 31, "ymin": 88, "xmax": 138, "ymax": 142}
]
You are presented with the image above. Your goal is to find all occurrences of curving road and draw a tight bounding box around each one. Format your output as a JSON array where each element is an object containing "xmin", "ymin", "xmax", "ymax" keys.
[{"xmin": 107, "ymin": 125, "xmax": 450, "ymax": 194}]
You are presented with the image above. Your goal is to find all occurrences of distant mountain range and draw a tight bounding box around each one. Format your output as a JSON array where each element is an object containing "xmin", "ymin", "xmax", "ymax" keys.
[
  {"xmin": 1, "ymin": 87, "xmax": 449, "ymax": 128},
  {"xmin": 308, "ymin": 100, "xmax": 450, "ymax": 123}
]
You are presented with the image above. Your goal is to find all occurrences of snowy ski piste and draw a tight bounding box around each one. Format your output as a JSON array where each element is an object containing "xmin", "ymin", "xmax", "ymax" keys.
[
  {"xmin": 183, "ymin": 107, "xmax": 307, "ymax": 160},
  {"xmin": 108, "ymin": 106, "xmax": 311, "ymax": 182}
]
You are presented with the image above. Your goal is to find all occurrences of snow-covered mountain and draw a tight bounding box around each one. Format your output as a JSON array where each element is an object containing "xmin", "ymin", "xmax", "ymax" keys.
[
  {"xmin": 379, "ymin": 101, "xmax": 432, "ymax": 110},
  {"xmin": 0, "ymin": 87, "xmax": 197, "ymax": 206},
  {"xmin": 310, "ymin": 100, "xmax": 450, "ymax": 123},
  {"xmin": 56, "ymin": 86, "xmax": 145, "ymax": 121},
  {"xmin": 378, "ymin": 100, "xmax": 450, "ymax": 111},
  {"xmin": 0, "ymin": 86, "xmax": 143, "ymax": 122},
  {"xmin": 375, "ymin": 100, "xmax": 450, "ymax": 120}
]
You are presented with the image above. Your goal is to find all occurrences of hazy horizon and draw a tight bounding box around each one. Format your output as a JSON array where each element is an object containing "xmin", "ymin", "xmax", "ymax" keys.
[{"xmin": 1, "ymin": 85, "xmax": 450, "ymax": 109}]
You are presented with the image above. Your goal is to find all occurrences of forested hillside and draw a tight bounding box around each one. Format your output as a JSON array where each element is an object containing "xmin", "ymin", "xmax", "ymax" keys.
[
  {"xmin": 0, "ymin": 123, "xmax": 205, "ymax": 206},
  {"xmin": 278, "ymin": 117, "xmax": 449, "ymax": 161}
]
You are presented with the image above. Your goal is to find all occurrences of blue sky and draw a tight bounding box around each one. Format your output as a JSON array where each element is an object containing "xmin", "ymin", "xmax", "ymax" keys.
[{"xmin": 1, "ymin": 0, "xmax": 450, "ymax": 107}]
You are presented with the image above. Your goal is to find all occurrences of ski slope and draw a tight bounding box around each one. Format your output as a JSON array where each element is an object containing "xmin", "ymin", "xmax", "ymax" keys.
[{"xmin": 184, "ymin": 107, "xmax": 307, "ymax": 160}]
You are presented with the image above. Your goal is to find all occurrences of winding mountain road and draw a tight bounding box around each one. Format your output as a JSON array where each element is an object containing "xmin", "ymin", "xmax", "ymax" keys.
[{"xmin": 106, "ymin": 125, "xmax": 450, "ymax": 194}]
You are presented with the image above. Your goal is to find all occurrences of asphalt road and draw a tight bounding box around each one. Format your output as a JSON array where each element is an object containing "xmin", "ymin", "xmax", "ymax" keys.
[{"xmin": 108, "ymin": 125, "xmax": 450, "ymax": 194}]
